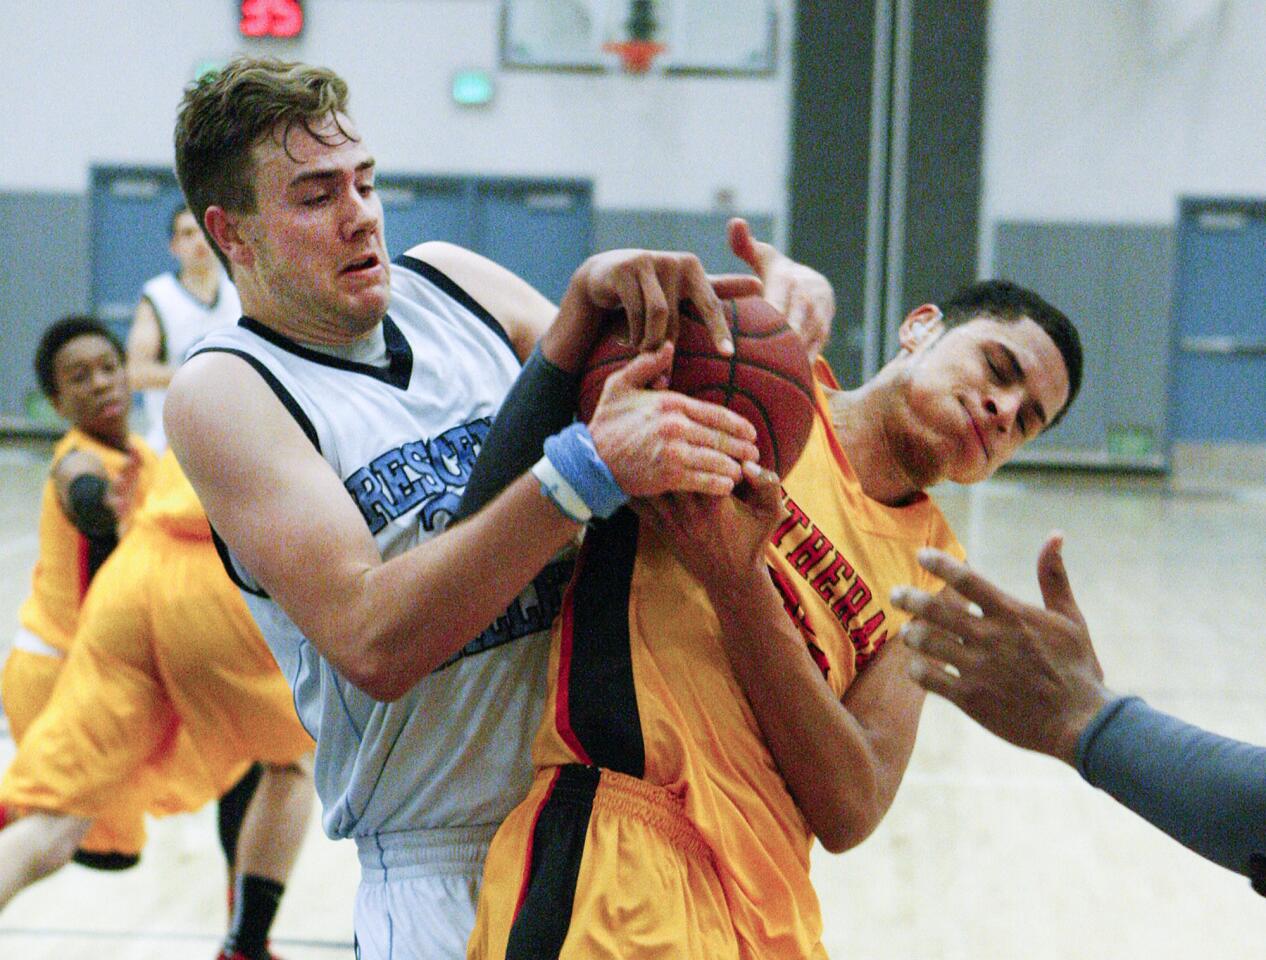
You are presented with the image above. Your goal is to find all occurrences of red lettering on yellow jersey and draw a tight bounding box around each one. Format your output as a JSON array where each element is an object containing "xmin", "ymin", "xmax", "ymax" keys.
[
  {"xmin": 768, "ymin": 566, "xmax": 830, "ymax": 680},
  {"xmin": 772, "ymin": 488, "xmax": 889, "ymax": 671}
]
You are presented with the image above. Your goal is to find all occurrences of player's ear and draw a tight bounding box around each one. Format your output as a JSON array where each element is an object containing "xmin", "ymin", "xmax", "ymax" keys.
[
  {"xmin": 898, "ymin": 304, "xmax": 943, "ymax": 353},
  {"xmin": 203, "ymin": 206, "xmax": 253, "ymax": 269}
]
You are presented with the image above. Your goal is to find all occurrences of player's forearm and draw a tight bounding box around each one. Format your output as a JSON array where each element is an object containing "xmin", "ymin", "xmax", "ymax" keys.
[
  {"xmin": 1077, "ymin": 695, "xmax": 1266, "ymax": 891},
  {"xmin": 708, "ymin": 571, "xmax": 886, "ymax": 853},
  {"xmin": 319, "ymin": 472, "xmax": 578, "ymax": 700}
]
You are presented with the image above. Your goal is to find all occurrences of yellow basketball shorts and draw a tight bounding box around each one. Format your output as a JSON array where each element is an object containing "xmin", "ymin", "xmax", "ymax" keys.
[
  {"xmin": 0, "ymin": 525, "xmax": 312, "ymax": 851},
  {"xmin": 469, "ymin": 764, "xmax": 739, "ymax": 960},
  {"xmin": 1, "ymin": 638, "xmax": 165, "ymax": 859}
]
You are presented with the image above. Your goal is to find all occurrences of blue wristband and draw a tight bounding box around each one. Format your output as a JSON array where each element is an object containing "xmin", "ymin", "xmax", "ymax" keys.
[{"xmin": 542, "ymin": 422, "xmax": 628, "ymax": 519}]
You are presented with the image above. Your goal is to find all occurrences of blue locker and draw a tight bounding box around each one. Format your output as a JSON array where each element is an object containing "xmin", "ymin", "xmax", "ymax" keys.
[{"xmin": 1170, "ymin": 198, "xmax": 1266, "ymax": 443}]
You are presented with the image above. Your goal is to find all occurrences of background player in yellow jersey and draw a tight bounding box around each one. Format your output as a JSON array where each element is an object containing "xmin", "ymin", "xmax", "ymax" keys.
[
  {"xmin": 1, "ymin": 315, "xmax": 157, "ymax": 869},
  {"xmin": 0, "ymin": 449, "xmax": 316, "ymax": 960},
  {"xmin": 466, "ymin": 276, "xmax": 1083, "ymax": 958}
]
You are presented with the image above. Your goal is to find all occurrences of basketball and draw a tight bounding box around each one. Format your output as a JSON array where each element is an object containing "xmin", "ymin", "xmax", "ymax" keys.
[{"xmin": 578, "ymin": 297, "xmax": 816, "ymax": 476}]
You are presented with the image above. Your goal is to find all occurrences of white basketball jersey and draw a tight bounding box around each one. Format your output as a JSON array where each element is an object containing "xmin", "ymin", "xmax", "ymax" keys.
[
  {"xmin": 193, "ymin": 256, "xmax": 569, "ymax": 843},
  {"xmin": 140, "ymin": 271, "xmax": 241, "ymax": 451}
]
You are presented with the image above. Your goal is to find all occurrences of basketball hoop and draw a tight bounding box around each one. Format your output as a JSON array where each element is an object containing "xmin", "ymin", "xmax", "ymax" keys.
[{"xmin": 602, "ymin": 39, "xmax": 666, "ymax": 74}]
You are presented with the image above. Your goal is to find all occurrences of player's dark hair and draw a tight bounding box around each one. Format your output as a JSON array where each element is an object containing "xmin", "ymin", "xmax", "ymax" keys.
[
  {"xmin": 34, "ymin": 315, "xmax": 125, "ymax": 400},
  {"xmin": 173, "ymin": 56, "xmax": 354, "ymax": 271},
  {"xmin": 169, "ymin": 203, "xmax": 192, "ymax": 238},
  {"xmin": 939, "ymin": 279, "xmax": 1083, "ymax": 429}
]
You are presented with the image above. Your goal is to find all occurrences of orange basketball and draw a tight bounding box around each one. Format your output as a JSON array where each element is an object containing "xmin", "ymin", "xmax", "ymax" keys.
[{"xmin": 578, "ymin": 297, "xmax": 816, "ymax": 476}]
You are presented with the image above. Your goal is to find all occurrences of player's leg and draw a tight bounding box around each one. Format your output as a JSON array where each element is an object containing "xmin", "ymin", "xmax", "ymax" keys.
[
  {"xmin": 0, "ymin": 811, "xmax": 90, "ymax": 907},
  {"xmin": 219, "ymin": 755, "xmax": 313, "ymax": 960},
  {"xmin": 0, "ymin": 533, "xmax": 222, "ymax": 912},
  {"xmin": 144, "ymin": 536, "xmax": 315, "ymax": 959}
]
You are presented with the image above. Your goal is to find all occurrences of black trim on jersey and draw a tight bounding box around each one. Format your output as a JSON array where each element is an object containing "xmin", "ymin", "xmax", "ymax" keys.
[
  {"xmin": 505, "ymin": 764, "xmax": 600, "ymax": 960},
  {"xmin": 392, "ymin": 254, "xmax": 516, "ymax": 355},
  {"xmin": 139, "ymin": 294, "xmax": 169, "ymax": 363},
  {"xmin": 190, "ymin": 345, "xmax": 323, "ymax": 598},
  {"xmin": 211, "ymin": 526, "xmax": 267, "ymax": 597},
  {"xmin": 567, "ymin": 508, "xmax": 645, "ymax": 777},
  {"xmin": 236, "ymin": 316, "xmax": 414, "ymax": 390}
]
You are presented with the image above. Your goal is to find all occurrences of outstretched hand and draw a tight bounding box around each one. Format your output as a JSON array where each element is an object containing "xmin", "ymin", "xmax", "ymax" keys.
[
  {"xmin": 728, "ymin": 217, "xmax": 834, "ymax": 359},
  {"xmin": 890, "ymin": 534, "xmax": 1111, "ymax": 764},
  {"xmin": 588, "ymin": 343, "xmax": 760, "ymax": 498}
]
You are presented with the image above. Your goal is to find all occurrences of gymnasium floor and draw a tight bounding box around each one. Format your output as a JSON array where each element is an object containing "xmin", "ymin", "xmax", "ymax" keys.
[{"xmin": 0, "ymin": 439, "xmax": 1262, "ymax": 958}]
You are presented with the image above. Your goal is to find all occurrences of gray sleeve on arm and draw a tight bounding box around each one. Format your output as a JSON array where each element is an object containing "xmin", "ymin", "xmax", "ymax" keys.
[
  {"xmin": 454, "ymin": 344, "xmax": 579, "ymax": 522},
  {"xmin": 1076, "ymin": 695, "xmax": 1266, "ymax": 894}
]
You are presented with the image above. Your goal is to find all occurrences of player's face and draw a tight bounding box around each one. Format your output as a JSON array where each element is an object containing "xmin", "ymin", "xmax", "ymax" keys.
[
  {"xmin": 238, "ymin": 113, "xmax": 390, "ymax": 339},
  {"xmin": 51, "ymin": 334, "xmax": 131, "ymax": 443},
  {"xmin": 892, "ymin": 316, "xmax": 1069, "ymax": 485},
  {"xmin": 169, "ymin": 210, "xmax": 216, "ymax": 272}
]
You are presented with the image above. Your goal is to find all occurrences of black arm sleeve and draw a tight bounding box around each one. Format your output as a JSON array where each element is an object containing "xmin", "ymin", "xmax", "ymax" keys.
[
  {"xmin": 454, "ymin": 345, "xmax": 579, "ymax": 522},
  {"xmin": 1076, "ymin": 695, "xmax": 1266, "ymax": 894},
  {"xmin": 66, "ymin": 473, "xmax": 119, "ymax": 578}
]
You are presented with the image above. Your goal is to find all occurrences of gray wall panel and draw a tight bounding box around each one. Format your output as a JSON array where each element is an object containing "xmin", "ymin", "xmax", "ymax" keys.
[
  {"xmin": 993, "ymin": 221, "xmax": 1174, "ymax": 469},
  {"xmin": 0, "ymin": 193, "xmax": 90, "ymax": 420},
  {"xmin": 595, "ymin": 210, "xmax": 775, "ymax": 275}
]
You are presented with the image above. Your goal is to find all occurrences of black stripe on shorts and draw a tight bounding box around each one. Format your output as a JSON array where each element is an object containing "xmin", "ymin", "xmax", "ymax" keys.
[{"xmin": 506, "ymin": 764, "xmax": 601, "ymax": 959}]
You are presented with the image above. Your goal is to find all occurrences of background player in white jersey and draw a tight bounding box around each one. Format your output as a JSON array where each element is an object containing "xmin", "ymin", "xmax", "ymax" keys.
[
  {"xmin": 165, "ymin": 57, "xmax": 830, "ymax": 960},
  {"xmin": 127, "ymin": 205, "xmax": 241, "ymax": 451}
]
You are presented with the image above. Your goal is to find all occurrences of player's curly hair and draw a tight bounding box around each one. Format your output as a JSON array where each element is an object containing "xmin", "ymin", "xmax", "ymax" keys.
[
  {"xmin": 939, "ymin": 279, "xmax": 1083, "ymax": 430},
  {"xmin": 34, "ymin": 315, "xmax": 125, "ymax": 400},
  {"xmin": 173, "ymin": 56, "xmax": 354, "ymax": 271}
]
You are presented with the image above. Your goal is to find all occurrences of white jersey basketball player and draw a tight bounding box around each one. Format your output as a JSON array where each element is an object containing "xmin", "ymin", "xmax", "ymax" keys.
[{"xmin": 127, "ymin": 207, "xmax": 240, "ymax": 451}]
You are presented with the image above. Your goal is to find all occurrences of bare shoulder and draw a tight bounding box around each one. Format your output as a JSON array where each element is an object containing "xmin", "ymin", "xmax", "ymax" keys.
[
  {"xmin": 164, "ymin": 351, "xmax": 301, "ymax": 501},
  {"xmin": 401, "ymin": 241, "xmax": 555, "ymax": 360}
]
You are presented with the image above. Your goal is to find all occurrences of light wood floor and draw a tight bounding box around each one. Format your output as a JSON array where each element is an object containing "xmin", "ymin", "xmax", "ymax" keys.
[{"xmin": 0, "ymin": 441, "xmax": 1262, "ymax": 958}]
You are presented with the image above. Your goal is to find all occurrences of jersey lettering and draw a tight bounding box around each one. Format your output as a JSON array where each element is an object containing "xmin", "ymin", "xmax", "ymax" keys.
[
  {"xmin": 345, "ymin": 419, "xmax": 492, "ymax": 533},
  {"xmin": 770, "ymin": 488, "xmax": 891, "ymax": 669}
]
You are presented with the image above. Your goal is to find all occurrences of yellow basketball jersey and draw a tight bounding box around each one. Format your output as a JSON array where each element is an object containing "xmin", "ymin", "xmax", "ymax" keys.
[
  {"xmin": 17, "ymin": 429, "xmax": 158, "ymax": 653},
  {"xmin": 532, "ymin": 358, "xmax": 964, "ymax": 956},
  {"xmin": 130, "ymin": 449, "xmax": 212, "ymax": 540}
]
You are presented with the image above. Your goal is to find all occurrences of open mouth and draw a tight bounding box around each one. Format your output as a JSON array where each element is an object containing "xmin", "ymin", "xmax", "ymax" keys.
[{"xmin": 342, "ymin": 254, "xmax": 380, "ymax": 274}]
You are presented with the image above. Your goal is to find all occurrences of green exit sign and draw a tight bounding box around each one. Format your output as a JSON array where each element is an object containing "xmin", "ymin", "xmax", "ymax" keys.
[{"xmin": 452, "ymin": 69, "xmax": 494, "ymax": 107}]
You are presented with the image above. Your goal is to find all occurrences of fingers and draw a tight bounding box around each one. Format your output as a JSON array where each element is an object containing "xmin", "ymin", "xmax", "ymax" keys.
[
  {"xmin": 905, "ymin": 652, "xmax": 962, "ymax": 702},
  {"xmin": 914, "ymin": 548, "xmax": 1009, "ymax": 616},
  {"xmin": 594, "ymin": 251, "xmax": 735, "ymax": 357},
  {"xmin": 900, "ymin": 618, "xmax": 973, "ymax": 669},
  {"xmin": 708, "ymin": 274, "xmax": 763, "ymax": 300},
  {"xmin": 736, "ymin": 461, "xmax": 785, "ymax": 523},
  {"xmin": 668, "ymin": 390, "xmax": 754, "ymax": 443},
  {"xmin": 727, "ymin": 217, "xmax": 756, "ymax": 269},
  {"xmin": 1036, "ymin": 532, "xmax": 1086, "ymax": 627},
  {"xmin": 673, "ymin": 418, "xmax": 760, "ymax": 468},
  {"xmin": 890, "ymin": 583, "xmax": 985, "ymax": 640},
  {"xmin": 636, "ymin": 260, "xmax": 673, "ymax": 350},
  {"xmin": 679, "ymin": 267, "xmax": 732, "ymax": 357},
  {"xmin": 727, "ymin": 216, "xmax": 774, "ymax": 275},
  {"xmin": 605, "ymin": 342, "xmax": 675, "ymax": 392}
]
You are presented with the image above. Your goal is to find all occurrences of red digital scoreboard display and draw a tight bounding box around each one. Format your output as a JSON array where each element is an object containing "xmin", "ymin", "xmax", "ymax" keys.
[{"xmin": 239, "ymin": 0, "xmax": 304, "ymax": 39}]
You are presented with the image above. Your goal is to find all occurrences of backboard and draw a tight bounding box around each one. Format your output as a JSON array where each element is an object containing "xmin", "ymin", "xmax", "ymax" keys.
[{"xmin": 500, "ymin": 0, "xmax": 778, "ymax": 75}]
